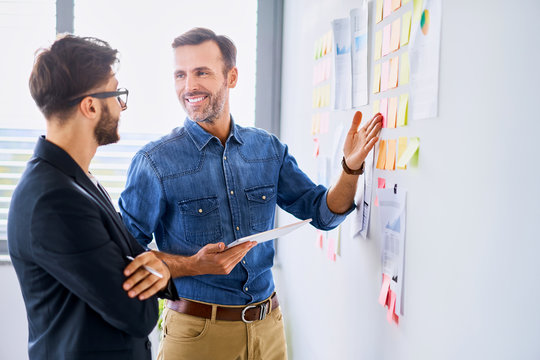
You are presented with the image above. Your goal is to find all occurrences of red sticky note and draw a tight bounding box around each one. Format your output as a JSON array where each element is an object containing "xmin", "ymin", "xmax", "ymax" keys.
[
  {"xmin": 387, "ymin": 290, "xmax": 396, "ymax": 323},
  {"xmin": 378, "ymin": 274, "xmax": 391, "ymax": 305},
  {"xmin": 378, "ymin": 177, "xmax": 386, "ymax": 189}
]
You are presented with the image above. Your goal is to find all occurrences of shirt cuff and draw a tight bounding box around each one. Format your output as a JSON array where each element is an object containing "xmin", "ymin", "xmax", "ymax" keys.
[{"xmin": 317, "ymin": 191, "xmax": 356, "ymax": 229}]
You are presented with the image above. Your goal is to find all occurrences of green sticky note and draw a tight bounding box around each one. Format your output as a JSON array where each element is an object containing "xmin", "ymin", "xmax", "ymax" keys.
[{"xmin": 401, "ymin": 11, "xmax": 412, "ymax": 46}]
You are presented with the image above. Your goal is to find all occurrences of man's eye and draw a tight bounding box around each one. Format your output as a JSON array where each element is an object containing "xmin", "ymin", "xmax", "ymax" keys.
[
  {"xmin": 198, "ymin": 71, "xmax": 208, "ymax": 76},
  {"xmin": 176, "ymin": 74, "xmax": 185, "ymax": 79}
]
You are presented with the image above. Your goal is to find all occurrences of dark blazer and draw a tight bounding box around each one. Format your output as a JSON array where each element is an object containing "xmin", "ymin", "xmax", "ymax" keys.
[{"xmin": 8, "ymin": 136, "xmax": 175, "ymax": 360}]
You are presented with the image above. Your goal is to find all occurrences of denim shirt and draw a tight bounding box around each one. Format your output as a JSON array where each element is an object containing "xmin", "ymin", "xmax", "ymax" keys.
[{"xmin": 119, "ymin": 118, "xmax": 353, "ymax": 305}]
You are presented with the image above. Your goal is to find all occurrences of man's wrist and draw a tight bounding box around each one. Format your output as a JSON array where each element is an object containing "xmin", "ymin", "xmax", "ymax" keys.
[{"xmin": 341, "ymin": 156, "xmax": 364, "ymax": 175}]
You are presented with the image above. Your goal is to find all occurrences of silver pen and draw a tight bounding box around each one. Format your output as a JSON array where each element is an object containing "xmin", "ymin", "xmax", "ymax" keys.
[{"xmin": 125, "ymin": 256, "xmax": 164, "ymax": 279}]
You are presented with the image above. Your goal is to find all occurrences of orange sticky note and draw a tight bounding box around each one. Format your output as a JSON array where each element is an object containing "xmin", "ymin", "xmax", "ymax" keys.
[
  {"xmin": 390, "ymin": 18, "xmax": 401, "ymax": 52},
  {"xmin": 392, "ymin": 0, "xmax": 401, "ymax": 11},
  {"xmin": 401, "ymin": 11, "xmax": 412, "ymax": 46},
  {"xmin": 388, "ymin": 56, "xmax": 399, "ymax": 89},
  {"xmin": 378, "ymin": 274, "xmax": 391, "ymax": 305},
  {"xmin": 379, "ymin": 98, "xmax": 388, "ymax": 128},
  {"xmin": 397, "ymin": 93, "xmax": 409, "ymax": 126},
  {"xmin": 382, "ymin": 24, "xmax": 391, "ymax": 57},
  {"xmin": 376, "ymin": 140, "xmax": 387, "ymax": 169},
  {"xmin": 397, "ymin": 137, "xmax": 408, "ymax": 169},
  {"xmin": 388, "ymin": 97, "xmax": 398, "ymax": 128},
  {"xmin": 376, "ymin": 0, "xmax": 384, "ymax": 23},
  {"xmin": 373, "ymin": 63, "xmax": 381, "ymax": 94},
  {"xmin": 374, "ymin": 30, "xmax": 383, "ymax": 61},
  {"xmin": 385, "ymin": 139, "xmax": 396, "ymax": 170},
  {"xmin": 381, "ymin": 60, "xmax": 390, "ymax": 92},
  {"xmin": 383, "ymin": 0, "xmax": 392, "ymax": 19},
  {"xmin": 378, "ymin": 177, "xmax": 386, "ymax": 188}
]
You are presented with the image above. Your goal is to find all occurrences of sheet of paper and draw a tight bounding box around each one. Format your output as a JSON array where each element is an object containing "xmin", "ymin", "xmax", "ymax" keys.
[
  {"xmin": 379, "ymin": 97, "xmax": 388, "ymax": 127},
  {"xmin": 388, "ymin": 56, "xmax": 399, "ymax": 89},
  {"xmin": 401, "ymin": 11, "xmax": 412, "ymax": 46},
  {"xmin": 382, "ymin": 24, "xmax": 391, "ymax": 57},
  {"xmin": 381, "ymin": 60, "xmax": 390, "ymax": 92},
  {"xmin": 397, "ymin": 137, "xmax": 408, "ymax": 169},
  {"xmin": 352, "ymin": 146, "xmax": 375, "ymax": 239},
  {"xmin": 387, "ymin": 97, "xmax": 398, "ymax": 128},
  {"xmin": 376, "ymin": 0, "xmax": 384, "ymax": 23},
  {"xmin": 397, "ymin": 93, "xmax": 409, "ymax": 126},
  {"xmin": 332, "ymin": 18, "xmax": 352, "ymax": 110},
  {"xmin": 331, "ymin": 123, "xmax": 347, "ymax": 181},
  {"xmin": 374, "ymin": 30, "xmax": 383, "ymax": 61},
  {"xmin": 390, "ymin": 18, "xmax": 401, "ymax": 52},
  {"xmin": 372, "ymin": 63, "xmax": 381, "ymax": 94},
  {"xmin": 350, "ymin": 4, "xmax": 369, "ymax": 107},
  {"xmin": 227, "ymin": 218, "xmax": 313, "ymax": 248},
  {"xmin": 410, "ymin": 0, "xmax": 441, "ymax": 120},
  {"xmin": 376, "ymin": 140, "xmax": 387, "ymax": 169},
  {"xmin": 399, "ymin": 51, "xmax": 410, "ymax": 85},
  {"xmin": 385, "ymin": 139, "xmax": 396, "ymax": 170},
  {"xmin": 397, "ymin": 136, "xmax": 419, "ymax": 167}
]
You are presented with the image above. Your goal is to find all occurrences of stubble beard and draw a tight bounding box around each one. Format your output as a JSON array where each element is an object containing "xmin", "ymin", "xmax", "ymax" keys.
[
  {"xmin": 94, "ymin": 103, "xmax": 120, "ymax": 146},
  {"xmin": 183, "ymin": 80, "xmax": 228, "ymax": 125}
]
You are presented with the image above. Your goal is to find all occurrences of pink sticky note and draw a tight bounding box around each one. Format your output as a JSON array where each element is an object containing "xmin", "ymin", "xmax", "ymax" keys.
[
  {"xmin": 378, "ymin": 177, "xmax": 386, "ymax": 189},
  {"xmin": 387, "ymin": 290, "xmax": 396, "ymax": 323},
  {"xmin": 383, "ymin": 0, "xmax": 392, "ymax": 19},
  {"xmin": 382, "ymin": 24, "xmax": 391, "ymax": 57},
  {"xmin": 379, "ymin": 98, "xmax": 388, "ymax": 128},
  {"xmin": 374, "ymin": 196, "xmax": 379, "ymax": 207},
  {"xmin": 378, "ymin": 274, "xmax": 391, "ymax": 305},
  {"xmin": 313, "ymin": 137, "xmax": 319, "ymax": 158},
  {"xmin": 390, "ymin": 18, "xmax": 401, "ymax": 52},
  {"xmin": 327, "ymin": 238, "xmax": 336, "ymax": 261},
  {"xmin": 388, "ymin": 97, "xmax": 398, "ymax": 128},
  {"xmin": 317, "ymin": 230, "xmax": 324, "ymax": 249},
  {"xmin": 388, "ymin": 56, "xmax": 399, "ymax": 89}
]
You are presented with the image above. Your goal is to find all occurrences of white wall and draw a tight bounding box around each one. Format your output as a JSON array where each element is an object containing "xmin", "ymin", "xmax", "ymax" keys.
[{"xmin": 274, "ymin": 0, "xmax": 540, "ymax": 359}]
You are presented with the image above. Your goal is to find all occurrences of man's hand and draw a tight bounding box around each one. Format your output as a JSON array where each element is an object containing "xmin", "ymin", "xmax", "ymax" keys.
[
  {"xmin": 190, "ymin": 241, "xmax": 256, "ymax": 276},
  {"xmin": 342, "ymin": 111, "xmax": 383, "ymax": 171},
  {"xmin": 123, "ymin": 251, "xmax": 171, "ymax": 301}
]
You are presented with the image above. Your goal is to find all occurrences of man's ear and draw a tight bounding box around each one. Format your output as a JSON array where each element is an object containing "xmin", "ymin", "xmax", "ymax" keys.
[
  {"xmin": 79, "ymin": 97, "xmax": 99, "ymax": 120},
  {"xmin": 227, "ymin": 67, "xmax": 238, "ymax": 88}
]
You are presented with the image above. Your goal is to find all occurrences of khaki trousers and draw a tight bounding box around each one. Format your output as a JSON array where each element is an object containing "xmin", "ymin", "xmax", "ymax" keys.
[{"xmin": 157, "ymin": 298, "xmax": 287, "ymax": 360}]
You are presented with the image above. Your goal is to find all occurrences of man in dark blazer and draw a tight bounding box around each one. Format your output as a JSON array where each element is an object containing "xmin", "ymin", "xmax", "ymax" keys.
[{"xmin": 7, "ymin": 35, "xmax": 177, "ymax": 360}]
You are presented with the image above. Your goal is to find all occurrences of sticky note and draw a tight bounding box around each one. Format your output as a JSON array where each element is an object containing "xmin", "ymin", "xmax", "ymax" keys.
[
  {"xmin": 390, "ymin": 18, "xmax": 401, "ymax": 52},
  {"xmin": 378, "ymin": 177, "xmax": 386, "ymax": 188},
  {"xmin": 403, "ymin": 0, "xmax": 411, "ymax": 3},
  {"xmin": 374, "ymin": 30, "xmax": 383, "ymax": 61},
  {"xmin": 401, "ymin": 11, "xmax": 412, "ymax": 46},
  {"xmin": 388, "ymin": 56, "xmax": 399, "ymax": 89},
  {"xmin": 378, "ymin": 274, "xmax": 391, "ymax": 305},
  {"xmin": 317, "ymin": 230, "xmax": 324, "ymax": 249},
  {"xmin": 399, "ymin": 51, "xmax": 410, "ymax": 85},
  {"xmin": 311, "ymin": 114, "xmax": 320, "ymax": 135},
  {"xmin": 397, "ymin": 93, "xmax": 409, "ymax": 126},
  {"xmin": 383, "ymin": 0, "xmax": 392, "ymax": 19},
  {"xmin": 382, "ymin": 24, "xmax": 391, "ymax": 57},
  {"xmin": 373, "ymin": 99, "xmax": 380, "ymax": 116},
  {"xmin": 413, "ymin": 0, "xmax": 424, "ymax": 22},
  {"xmin": 376, "ymin": 0, "xmax": 384, "ymax": 23},
  {"xmin": 387, "ymin": 290, "xmax": 396, "ymax": 323},
  {"xmin": 373, "ymin": 63, "xmax": 381, "ymax": 94},
  {"xmin": 385, "ymin": 139, "xmax": 396, "ymax": 170},
  {"xmin": 376, "ymin": 140, "xmax": 387, "ymax": 169},
  {"xmin": 387, "ymin": 97, "xmax": 398, "ymax": 128},
  {"xmin": 327, "ymin": 238, "xmax": 336, "ymax": 262},
  {"xmin": 381, "ymin": 60, "xmax": 390, "ymax": 92},
  {"xmin": 374, "ymin": 196, "xmax": 379, "ymax": 206},
  {"xmin": 312, "ymin": 87, "xmax": 318, "ymax": 108},
  {"xmin": 392, "ymin": 0, "xmax": 401, "ymax": 11},
  {"xmin": 313, "ymin": 137, "xmax": 320, "ymax": 158},
  {"xmin": 397, "ymin": 136, "xmax": 419, "ymax": 167},
  {"xmin": 397, "ymin": 137, "xmax": 408, "ymax": 169},
  {"xmin": 380, "ymin": 98, "xmax": 388, "ymax": 127}
]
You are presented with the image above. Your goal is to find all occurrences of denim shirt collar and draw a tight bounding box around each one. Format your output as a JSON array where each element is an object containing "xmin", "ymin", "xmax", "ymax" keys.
[{"xmin": 184, "ymin": 116, "xmax": 244, "ymax": 151}]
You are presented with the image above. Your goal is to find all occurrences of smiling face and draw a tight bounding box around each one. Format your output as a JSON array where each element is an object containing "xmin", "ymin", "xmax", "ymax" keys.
[{"xmin": 173, "ymin": 40, "xmax": 237, "ymax": 125}]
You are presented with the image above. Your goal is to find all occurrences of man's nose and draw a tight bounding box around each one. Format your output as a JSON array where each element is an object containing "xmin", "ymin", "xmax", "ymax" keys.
[{"xmin": 185, "ymin": 75, "xmax": 198, "ymax": 92}]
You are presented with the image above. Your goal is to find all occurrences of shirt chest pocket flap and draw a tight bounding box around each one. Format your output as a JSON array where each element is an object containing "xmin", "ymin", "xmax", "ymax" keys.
[
  {"xmin": 178, "ymin": 196, "xmax": 223, "ymax": 244},
  {"xmin": 244, "ymin": 185, "xmax": 276, "ymax": 232}
]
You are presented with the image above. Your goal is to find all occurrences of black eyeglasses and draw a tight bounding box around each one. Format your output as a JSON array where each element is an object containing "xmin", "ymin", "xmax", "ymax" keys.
[{"xmin": 67, "ymin": 88, "xmax": 129, "ymax": 110}]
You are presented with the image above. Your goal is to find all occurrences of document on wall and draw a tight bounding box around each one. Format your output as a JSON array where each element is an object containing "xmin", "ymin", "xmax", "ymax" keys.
[
  {"xmin": 350, "ymin": 3, "xmax": 369, "ymax": 108},
  {"xmin": 332, "ymin": 18, "xmax": 352, "ymax": 110},
  {"xmin": 227, "ymin": 219, "xmax": 312, "ymax": 248},
  {"xmin": 409, "ymin": 0, "xmax": 441, "ymax": 120},
  {"xmin": 351, "ymin": 148, "xmax": 374, "ymax": 239},
  {"xmin": 377, "ymin": 186, "xmax": 406, "ymax": 317}
]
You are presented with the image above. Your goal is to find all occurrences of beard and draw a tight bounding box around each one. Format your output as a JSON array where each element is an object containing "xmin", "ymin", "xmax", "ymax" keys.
[
  {"xmin": 181, "ymin": 80, "xmax": 228, "ymax": 124},
  {"xmin": 94, "ymin": 103, "xmax": 120, "ymax": 146}
]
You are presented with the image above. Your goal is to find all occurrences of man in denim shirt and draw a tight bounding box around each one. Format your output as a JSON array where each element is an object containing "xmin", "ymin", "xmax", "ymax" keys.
[{"xmin": 119, "ymin": 28, "xmax": 382, "ymax": 360}]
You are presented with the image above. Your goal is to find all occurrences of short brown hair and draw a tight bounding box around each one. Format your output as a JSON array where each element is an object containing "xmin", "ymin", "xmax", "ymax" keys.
[
  {"xmin": 29, "ymin": 35, "xmax": 119, "ymax": 119},
  {"xmin": 171, "ymin": 28, "xmax": 236, "ymax": 75}
]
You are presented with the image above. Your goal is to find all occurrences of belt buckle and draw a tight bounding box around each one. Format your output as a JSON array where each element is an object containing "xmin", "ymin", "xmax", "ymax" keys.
[{"xmin": 241, "ymin": 301, "xmax": 269, "ymax": 323}]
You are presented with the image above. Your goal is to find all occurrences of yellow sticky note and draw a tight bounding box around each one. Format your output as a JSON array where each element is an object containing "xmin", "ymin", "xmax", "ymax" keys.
[
  {"xmin": 392, "ymin": 0, "xmax": 401, "ymax": 12},
  {"xmin": 399, "ymin": 52, "xmax": 410, "ymax": 85},
  {"xmin": 397, "ymin": 137, "xmax": 419, "ymax": 168},
  {"xmin": 376, "ymin": 140, "xmax": 387, "ymax": 169},
  {"xmin": 376, "ymin": 0, "xmax": 384, "ymax": 23},
  {"xmin": 373, "ymin": 99, "xmax": 380, "ymax": 116},
  {"xmin": 388, "ymin": 56, "xmax": 399, "ymax": 89},
  {"xmin": 311, "ymin": 114, "xmax": 320, "ymax": 135},
  {"xmin": 373, "ymin": 63, "xmax": 381, "ymax": 94},
  {"xmin": 374, "ymin": 31, "xmax": 383, "ymax": 61},
  {"xmin": 397, "ymin": 137, "xmax": 408, "ymax": 169},
  {"xmin": 390, "ymin": 18, "xmax": 401, "ymax": 52},
  {"xmin": 397, "ymin": 93, "xmax": 409, "ymax": 126},
  {"xmin": 388, "ymin": 97, "xmax": 398, "ymax": 128},
  {"xmin": 324, "ymin": 85, "xmax": 331, "ymax": 107},
  {"xmin": 312, "ymin": 88, "xmax": 318, "ymax": 108},
  {"xmin": 401, "ymin": 11, "xmax": 412, "ymax": 46},
  {"xmin": 413, "ymin": 0, "xmax": 424, "ymax": 23},
  {"xmin": 403, "ymin": 0, "xmax": 411, "ymax": 3},
  {"xmin": 385, "ymin": 139, "xmax": 397, "ymax": 170}
]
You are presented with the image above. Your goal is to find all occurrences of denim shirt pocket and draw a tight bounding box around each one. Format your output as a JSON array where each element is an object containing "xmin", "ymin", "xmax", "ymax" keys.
[
  {"xmin": 244, "ymin": 184, "xmax": 276, "ymax": 232},
  {"xmin": 178, "ymin": 196, "xmax": 223, "ymax": 245}
]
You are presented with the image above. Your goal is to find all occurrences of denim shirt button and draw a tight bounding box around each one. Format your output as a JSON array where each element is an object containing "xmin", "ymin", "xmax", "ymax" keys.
[
  {"xmin": 236, "ymin": 226, "xmax": 240, "ymax": 231},
  {"xmin": 198, "ymin": 208, "xmax": 203, "ymax": 213},
  {"xmin": 230, "ymin": 190, "xmax": 234, "ymax": 195},
  {"xmin": 262, "ymin": 195, "xmax": 266, "ymax": 200}
]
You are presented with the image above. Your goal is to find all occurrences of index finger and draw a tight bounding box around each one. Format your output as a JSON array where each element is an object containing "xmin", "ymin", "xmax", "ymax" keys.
[{"xmin": 124, "ymin": 254, "xmax": 151, "ymax": 276}]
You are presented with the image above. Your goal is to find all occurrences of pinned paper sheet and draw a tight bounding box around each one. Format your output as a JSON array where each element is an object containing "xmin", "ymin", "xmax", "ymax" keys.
[
  {"xmin": 373, "ymin": 99, "xmax": 380, "ymax": 115},
  {"xmin": 378, "ymin": 177, "xmax": 386, "ymax": 189},
  {"xmin": 390, "ymin": 18, "xmax": 401, "ymax": 52},
  {"xmin": 378, "ymin": 274, "xmax": 391, "ymax": 305},
  {"xmin": 397, "ymin": 93, "xmax": 409, "ymax": 126},
  {"xmin": 385, "ymin": 139, "xmax": 396, "ymax": 170},
  {"xmin": 381, "ymin": 60, "xmax": 390, "ymax": 92},
  {"xmin": 376, "ymin": 140, "xmax": 387, "ymax": 169},
  {"xmin": 387, "ymin": 97, "xmax": 398, "ymax": 128},
  {"xmin": 374, "ymin": 30, "xmax": 383, "ymax": 61},
  {"xmin": 397, "ymin": 136, "xmax": 419, "ymax": 167},
  {"xmin": 397, "ymin": 137, "xmax": 408, "ymax": 169},
  {"xmin": 379, "ymin": 98, "xmax": 388, "ymax": 128},
  {"xmin": 391, "ymin": 0, "xmax": 401, "ymax": 11},
  {"xmin": 383, "ymin": 0, "xmax": 392, "ymax": 19},
  {"xmin": 388, "ymin": 56, "xmax": 399, "ymax": 89},
  {"xmin": 373, "ymin": 63, "xmax": 381, "ymax": 94},
  {"xmin": 382, "ymin": 24, "xmax": 391, "ymax": 57},
  {"xmin": 401, "ymin": 11, "xmax": 412, "ymax": 46},
  {"xmin": 399, "ymin": 51, "xmax": 410, "ymax": 85},
  {"xmin": 376, "ymin": 0, "xmax": 384, "ymax": 23}
]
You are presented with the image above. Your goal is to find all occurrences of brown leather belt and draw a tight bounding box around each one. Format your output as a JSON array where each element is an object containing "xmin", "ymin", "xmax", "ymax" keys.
[{"xmin": 167, "ymin": 293, "xmax": 279, "ymax": 323}]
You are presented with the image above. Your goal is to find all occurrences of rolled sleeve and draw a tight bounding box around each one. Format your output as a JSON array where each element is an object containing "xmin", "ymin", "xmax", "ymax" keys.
[{"xmin": 317, "ymin": 190, "xmax": 355, "ymax": 229}]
